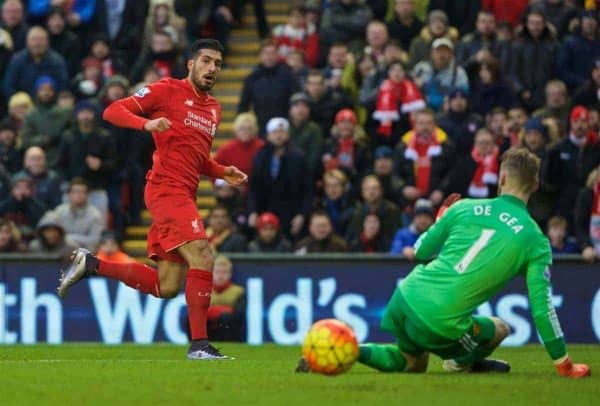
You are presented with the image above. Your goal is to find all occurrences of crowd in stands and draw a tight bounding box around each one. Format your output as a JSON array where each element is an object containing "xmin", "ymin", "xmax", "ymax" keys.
[{"xmin": 1, "ymin": 0, "xmax": 600, "ymax": 263}]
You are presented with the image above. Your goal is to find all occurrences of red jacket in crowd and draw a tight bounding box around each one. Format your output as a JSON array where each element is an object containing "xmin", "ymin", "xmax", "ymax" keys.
[{"xmin": 214, "ymin": 138, "xmax": 265, "ymax": 178}]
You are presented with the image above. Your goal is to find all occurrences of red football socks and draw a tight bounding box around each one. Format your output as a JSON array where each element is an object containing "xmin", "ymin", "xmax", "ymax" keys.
[
  {"xmin": 185, "ymin": 269, "xmax": 213, "ymax": 340},
  {"xmin": 98, "ymin": 260, "xmax": 161, "ymax": 297}
]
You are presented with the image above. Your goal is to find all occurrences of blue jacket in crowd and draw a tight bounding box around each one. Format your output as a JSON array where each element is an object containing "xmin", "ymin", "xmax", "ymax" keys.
[
  {"xmin": 389, "ymin": 226, "xmax": 419, "ymax": 255},
  {"xmin": 3, "ymin": 49, "xmax": 69, "ymax": 98}
]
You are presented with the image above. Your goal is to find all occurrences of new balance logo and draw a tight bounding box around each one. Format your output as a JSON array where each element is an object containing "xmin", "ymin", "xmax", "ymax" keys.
[{"xmin": 184, "ymin": 99, "xmax": 194, "ymax": 106}]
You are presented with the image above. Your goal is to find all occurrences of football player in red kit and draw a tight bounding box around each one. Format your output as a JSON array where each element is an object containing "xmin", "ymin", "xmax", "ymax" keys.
[{"xmin": 57, "ymin": 39, "xmax": 247, "ymax": 360}]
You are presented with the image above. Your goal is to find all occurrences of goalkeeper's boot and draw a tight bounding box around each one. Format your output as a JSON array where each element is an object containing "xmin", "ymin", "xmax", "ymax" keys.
[
  {"xmin": 57, "ymin": 248, "xmax": 98, "ymax": 298},
  {"xmin": 187, "ymin": 343, "xmax": 232, "ymax": 360},
  {"xmin": 443, "ymin": 359, "xmax": 510, "ymax": 373},
  {"xmin": 295, "ymin": 358, "xmax": 311, "ymax": 373}
]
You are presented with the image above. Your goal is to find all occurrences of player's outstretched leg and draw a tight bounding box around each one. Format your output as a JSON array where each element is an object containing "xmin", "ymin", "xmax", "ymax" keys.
[
  {"xmin": 358, "ymin": 343, "xmax": 428, "ymax": 373},
  {"xmin": 177, "ymin": 240, "xmax": 231, "ymax": 360},
  {"xmin": 443, "ymin": 317, "xmax": 511, "ymax": 373},
  {"xmin": 57, "ymin": 248, "xmax": 161, "ymax": 298}
]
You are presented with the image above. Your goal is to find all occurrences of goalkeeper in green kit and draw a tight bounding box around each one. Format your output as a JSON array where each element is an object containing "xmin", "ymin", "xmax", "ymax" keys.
[{"xmin": 359, "ymin": 149, "xmax": 591, "ymax": 378}]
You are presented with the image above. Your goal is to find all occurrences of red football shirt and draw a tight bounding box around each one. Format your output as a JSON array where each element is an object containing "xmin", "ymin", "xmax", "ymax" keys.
[{"xmin": 104, "ymin": 77, "xmax": 224, "ymax": 195}]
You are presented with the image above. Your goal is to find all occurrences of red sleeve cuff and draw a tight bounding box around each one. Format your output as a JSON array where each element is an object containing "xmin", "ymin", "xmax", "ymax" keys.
[{"xmin": 205, "ymin": 159, "xmax": 226, "ymax": 179}]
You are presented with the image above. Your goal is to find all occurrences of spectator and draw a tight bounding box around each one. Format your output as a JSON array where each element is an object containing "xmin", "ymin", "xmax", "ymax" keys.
[
  {"xmin": 533, "ymin": 80, "xmax": 570, "ymax": 136},
  {"xmin": 1, "ymin": 0, "xmax": 29, "ymax": 52},
  {"xmin": 87, "ymin": 34, "xmax": 127, "ymax": 79},
  {"xmin": 544, "ymin": 106, "xmax": 600, "ymax": 227},
  {"xmin": 372, "ymin": 145, "xmax": 405, "ymax": 204},
  {"xmin": 407, "ymin": 9, "xmax": 458, "ymax": 69},
  {"xmin": 214, "ymin": 112, "xmax": 264, "ymax": 180},
  {"xmin": 345, "ymin": 175, "xmax": 401, "ymax": 249},
  {"xmin": 286, "ymin": 49, "xmax": 309, "ymax": 87},
  {"xmin": 394, "ymin": 109, "xmax": 455, "ymax": 206},
  {"xmin": 557, "ymin": 10, "xmax": 600, "ymax": 90},
  {"xmin": 350, "ymin": 213, "xmax": 386, "ymax": 253},
  {"xmin": 71, "ymin": 56, "xmax": 104, "ymax": 99},
  {"xmin": 319, "ymin": 0, "xmax": 373, "ymax": 54},
  {"xmin": 130, "ymin": 30, "xmax": 187, "ymax": 83},
  {"xmin": 507, "ymin": 105, "xmax": 529, "ymax": 136},
  {"xmin": 272, "ymin": 6, "xmax": 319, "ymax": 68},
  {"xmin": 238, "ymin": 41, "xmax": 299, "ymax": 135},
  {"xmin": 92, "ymin": 0, "xmax": 148, "ymax": 66},
  {"xmin": 372, "ymin": 60, "xmax": 425, "ymax": 144},
  {"xmin": 466, "ymin": 128, "xmax": 500, "ymax": 198},
  {"xmin": 363, "ymin": 21, "xmax": 390, "ymax": 68},
  {"xmin": 28, "ymin": 212, "xmax": 75, "ymax": 258},
  {"xmin": 575, "ymin": 166, "xmax": 600, "ymax": 263},
  {"xmin": 213, "ymin": 179, "xmax": 247, "ymax": 233},
  {"xmin": 510, "ymin": 9, "xmax": 559, "ymax": 111},
  {"xmin": 207, "ymin": 255, "xmax": 245, "ymax": 342},
  {"xmin": 412, "ymin": 38, "xmax": 469, "ymax": 112},
  {"xmin": 0, "ymin": 23, "xmax": 13, "ymax": 88},
  {"xmin": 96, "ymin": 232, "xmax": 134, "ymax": 263},
  {"xmin": 322, "ymin": 42, "xmax": 354, "ymax": 95},
  {"xmin": 0, "ymin": 218, "xmax": 26, "ymax": 252},
  {"xmin": 427, "ymin": 0, "xmax": 480, "ymax": 36},
  {"xmin": 386, "ymin": 0, "xmax": 424, "ymax": 52},
  {"xmin": 95, "ymin": 74, "xmax": 130, "ymax": 111},
  {"xmin": 546, "ymin": 215, "xmax": 579, "ymax": 255},
  {"xmin": 3, "ymin": 91, "xmax": 34, "ymax": 132},
  {"xmin": 46, "ymin": 7, "xmax": 81, "ymax": 77},
  {"xmin": 143, "ymin": 0, "xmax": 187, "ymax": 52},
  {"xmin": 0, "ymin": 124, "xmax": 21, "ymax": 174},
  {"xmin": 322, "ymin": 108, "xmax": 371, "ymax": 182},
  {"xmin": 20, "ymin": 75, "xmax": 72, "ymax": 169},
  {"xmin": 389, "ymin": 198, "xmax": 434, "ymax": 257},
  {"xmin": 469, "ymin": 56, "xmax": 516, "ymax": 116},
  {"xmin": 59, "ymin": 100, "xmax": 118, "ymax": 223},
  {"xmin": 0, "ymin": 173, "xmax": 47, "ymax": 239},
  {"xmin": 207, "ymin": 205, "xmax": 247, "ymax": 253},
  {"xmin": 316, "ymin": 169, "xmax": 354, "ymax": 235},
  {"xmin": 248, "ymin": 212, "xmax": 292, "ymax": 253},
  {"xmin": 485, "ymin": 107, "xmax": 513, "ymax": 152},
  {"xmin": 456, "ymin": 10, "xmax": 511, "ymax": 79},
  {"xmin": 481, "ymin": 0, "xmax": 528, "ymax": 28},
  {"xmin": 49, "ymin": 177, "xmax": 104, "ymax": 250},
  {"xmin": 27, "ymin": 0, "xmax": 96, "ymax": 28},
  {"xmin": 436, "ymin": 88, "xmax": 484, "ymax": 157},
  {"xmin": 287, "ymin": 92, "xmax": 323, "ymax": 178},
  {"xmin": 3, "ymin": 26, "xmax": 69, "ymax": 98},
  {"xmin": 14, "ymin": 146, "xmax": 61, "ymax": 209},
  {"xmin": 295, "ymin": 210, "xmax": 348, "ymax": 253},
  {"xmin": 0, "ymin": 164, "xmax": 10, "ymax": 201},
  {"xmin": 304, "ymin": 70, "xmax": 353, "ymax": 136},
  {"xmin": 527, "ymin": 0, "xmax": 578, "ymax": 39},
  {"xmin": 573, "ymin": 58, "xmax": 600, "ymax": 107},
  {"xmin": 248, "ymin": 117, "xmax": 312, "ymax": 238}
]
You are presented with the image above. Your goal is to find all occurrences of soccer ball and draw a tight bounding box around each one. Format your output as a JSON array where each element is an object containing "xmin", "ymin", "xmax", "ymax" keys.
[{"xmin": 302, "ymin": 319, "xmax": 359, "ymax": 375}]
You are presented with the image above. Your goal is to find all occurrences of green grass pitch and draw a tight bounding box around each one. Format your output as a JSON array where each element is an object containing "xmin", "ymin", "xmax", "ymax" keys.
[{"xmin": 0, "ymin": 344, "xmax": 598, "ymax": 405}]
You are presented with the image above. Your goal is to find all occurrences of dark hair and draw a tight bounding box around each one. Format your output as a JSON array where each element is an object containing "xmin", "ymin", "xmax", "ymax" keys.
[
  {"xmin": 480, "ymin": 56, "xmax": 500, "ymax": 82},
  {"xmin": 189, "ymin": 39, "xmax": 224, "ymax": 58},
  {"xmin": 386, "ymin": 59, "xmax": 406, "ymax": 75},
  {"xmin": 307, "ymin": 69, "xmax": 324, "ymax": 79},
  {"xmin": 259, "ymin": 39, "xmax": 277, "ymax": 52},
  {"xmin": 68, "ymin": 177, "xmax": 88, "ymax": 192}
]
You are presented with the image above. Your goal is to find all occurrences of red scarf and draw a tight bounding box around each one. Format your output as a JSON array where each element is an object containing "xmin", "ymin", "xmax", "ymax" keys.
[
  {"xmin": 213, "ymin": 281, "xmax": 232, "ymax": 294},
  {"xmin": 468, "ymin": 146, "xmax": 499, "ymax": 198},
  {"xmin": 324, "ymin": 137, "xmax": 355, "ymax": 171},
  {"xmin": 359, "ymin": 232, "xmax": 377, "ymax": 253},
  {"xmin": 373, "ymin": 78, "xmax": 425, "ymax": 137},
  {"xmin": 404, "ymin": 133, "xmax": 441, "ymax": 195}
]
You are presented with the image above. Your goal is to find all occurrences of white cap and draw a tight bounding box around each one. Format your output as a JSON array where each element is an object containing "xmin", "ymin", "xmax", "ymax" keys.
[
  {"xmin": 266, "ymin": 117, "xmax": 289, "ymax": 133},
  {"xmin": 432, "ymin": 38, "xmax": 454, "ymax": 51}
]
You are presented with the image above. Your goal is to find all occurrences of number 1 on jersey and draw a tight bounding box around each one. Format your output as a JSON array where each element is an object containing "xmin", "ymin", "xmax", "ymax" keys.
[{"xmin": 454, "ymin": 229, "xmax": 496, "ymax": 273}]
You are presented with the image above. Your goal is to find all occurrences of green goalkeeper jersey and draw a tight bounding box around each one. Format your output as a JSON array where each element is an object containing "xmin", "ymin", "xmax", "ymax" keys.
[{"xmin": 400, "ymin": 194, "xmax": 566, "ymax": 360}]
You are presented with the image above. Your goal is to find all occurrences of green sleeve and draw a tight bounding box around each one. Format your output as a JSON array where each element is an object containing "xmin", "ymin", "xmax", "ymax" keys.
[
  {"xmin": 414, "ymin": 204, "xmax": 455, "ymax": 261},
  {"xmin": 525, "ymin": 237, "xmax": 567, "ymax": 361}
]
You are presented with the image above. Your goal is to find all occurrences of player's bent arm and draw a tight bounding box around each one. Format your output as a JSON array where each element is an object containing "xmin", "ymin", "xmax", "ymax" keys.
[
  {"xmin": 103, "ymin": 97, "xmax": 148, "ymax": 131},
  {"xmin": 414, "ymin": 204, "xmax": 454, "ymax": 261},
  {"xmin": 204, "ymin": 158, "xmax": 226, "ymax": 179}
]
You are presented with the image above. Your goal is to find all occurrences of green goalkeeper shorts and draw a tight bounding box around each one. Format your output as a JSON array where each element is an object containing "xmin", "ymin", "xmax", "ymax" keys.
[{"xmin": 380, "ymin": 288, "xmax": 496, "ymax": 361}]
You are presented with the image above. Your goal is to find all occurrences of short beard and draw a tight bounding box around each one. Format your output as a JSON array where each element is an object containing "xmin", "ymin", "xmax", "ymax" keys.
[{"xmin": 191, "ymin": 76, "xmax": 213, "ymax": 92}]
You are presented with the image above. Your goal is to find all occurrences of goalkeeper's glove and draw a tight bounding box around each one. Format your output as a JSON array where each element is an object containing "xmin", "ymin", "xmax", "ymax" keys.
[
  {"xmin": 555, "ymin": 356, "xmax": 591, "ymax": 378},
  {"xmin": 436, "ymin": 193, "xmax": 461, "ymax": 221}
]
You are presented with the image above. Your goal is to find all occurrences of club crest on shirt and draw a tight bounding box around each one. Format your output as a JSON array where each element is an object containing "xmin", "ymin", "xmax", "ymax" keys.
[
  {"xmin": 135, "ymin": 87, "xmax": 150, "ymax": 98},
  {"xmin": 184, "ymin": 99, "xmax": 194, "ymax": 106},
  {"xmin": 191, "ymin": 219, "xmax": 201, "ymax": 234}
]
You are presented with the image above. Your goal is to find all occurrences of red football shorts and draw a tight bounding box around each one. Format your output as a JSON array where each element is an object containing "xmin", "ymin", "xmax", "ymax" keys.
[{"xmin": 144, "ymin": 182, "xmax": 206, "ymax": 264}]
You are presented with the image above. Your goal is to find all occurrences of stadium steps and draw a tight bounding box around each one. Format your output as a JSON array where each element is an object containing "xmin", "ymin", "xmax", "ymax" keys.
[{"xmin": 123, "ymin": 1, "xmax": 289, "ymax": 257}]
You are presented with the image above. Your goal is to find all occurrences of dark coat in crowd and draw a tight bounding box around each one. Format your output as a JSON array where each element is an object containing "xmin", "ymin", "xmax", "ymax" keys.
[
  {"xmin": 386, "ymin": 14, "xmax": 424, "ymax": 51},
  {"xmin": 13, "ymin": 168, "xmax": 62, "ymax": 210},
  {"xmin": 542, "ymin": 138, "xmax": 600, "ymax": 227},
  {"xmin": 345, "ymin": 200, "xmax": 401, "ymax": 251},
  {"xmin": 289, "ymin": 119, "xmax": 324, "ymax": 178},
  {"xmin": 457, "ymin": 31, "xmax": 511, "ymax": 78},
  {"xmin": 574, "ymin": 186, "xmax": 595, "ymax": 250},
  {"xmin": 557, "ymin": 29, "xmax": 600, "ymax": 90},
  {"xmin": 50, "ymin": 29, "xmax": 81, "ymax": 77},
  {"xmin": 248, "ymin": 144, "xmax": 313, "ymax": 235},
  {"xmin": 309, "ymin": 89, "xmax": 354, "ymax": 137},
  {"xmin": 428, "ymin": 0, "xmax": 480, "ymax": 36},
  {"xmin": 469, "ymin": 78, "xmax": 516, "ymax": 116},
  {"xmin": 3, "ymin": 49, "xmax": 69, "ymax": 97},
  {"xmin": 214, "ymin": 231, "xmax": 248, "ymax": 253},
  {"xmin": 295, "ymin": 233, "xmax": 349, "ymax": 253},
  {"xmin": 319, "ymin": 0, "xmax": 372, "ymax": 50},
  {"xmin": 0, "ymin": 195, "xmax": 46, "ymax": 237},
  {"xmin": 436, "ymin": 110, "xmax": 484, "ymax": 157},
  {"xmin": 238, "ymin": 63, "xmax": 299, "ymax": 135},
  {"xmin": 248, "ymin": 235, "xmax": 293, "ymax": 253},
  {"xmin": 1, "ymin": 20, "xmax": 28, "ymax": 51},
  {"xmin": 509, "ymin": 24, "xmax": 559, "ymax": 110},
  {"xmin": 59, "ymin": 126, "xmax": 118, "ymax": 189}
]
